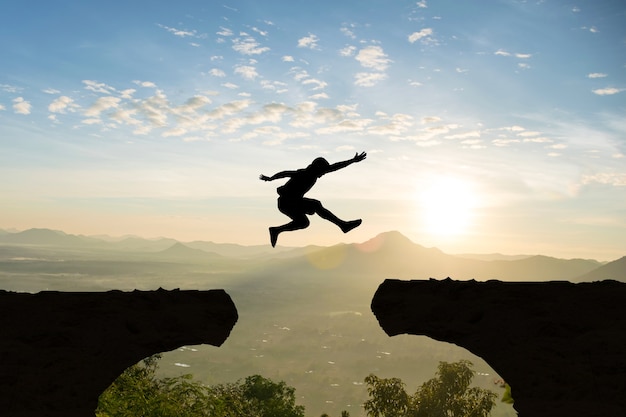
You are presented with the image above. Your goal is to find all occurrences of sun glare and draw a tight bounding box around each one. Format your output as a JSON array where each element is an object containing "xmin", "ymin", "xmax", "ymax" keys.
[{"xmin": 417, "ymin": 177, "xmax": 478, "ymax": 238}]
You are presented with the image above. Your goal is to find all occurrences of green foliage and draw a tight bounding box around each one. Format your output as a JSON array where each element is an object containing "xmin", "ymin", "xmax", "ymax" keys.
[
  {"xmin": 364, "ymin": 360, "xmax": 497, "ymax": 417},
  {"xmin": 97, "ymin": 355, "xmax": 304, "ymax": 417},
  {"xmin": 363, "ymin": 374, "xmax": 410, "ymax": 417},
  {"xmin": 96, "ymin": 355, "xmax": 210, "ymax": 417},
  {"xmin": 501, "ymin": 383, "xmax": 514, "ymax": 404}
]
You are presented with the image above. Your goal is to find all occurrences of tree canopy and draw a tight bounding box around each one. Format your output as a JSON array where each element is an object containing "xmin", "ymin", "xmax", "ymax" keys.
[
  {"xmin": 364, "ymin": 360, "xmax": 497, "ymax": 417},
  {"xmin": 96, "ymin": 355, "xmax": 305, "ymax": 417}
]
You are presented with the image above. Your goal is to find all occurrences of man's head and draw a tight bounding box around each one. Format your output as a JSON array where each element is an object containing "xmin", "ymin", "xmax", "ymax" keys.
[{"xmin": 308, "ymin": 157, "xmax": 329, "ymax": 176}]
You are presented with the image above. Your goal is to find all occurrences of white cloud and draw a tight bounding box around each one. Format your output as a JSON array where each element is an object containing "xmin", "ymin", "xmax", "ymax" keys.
[
  {"xmin": 84, "ymin": 96, "xmax": 121, "ymax": 117},
  {"xmin": 217, "ymin": 27, "xmax": 234, "ymax": 37},
  {"xmin": 1, "ymin": 84, "xmax": 22, "ymax": 93},
  {"xmin": 302, "ymin": 78, "xmax": 327, "ymax": 91},
  {"xmin": 48, "ymin": 96, "xmax": 79, "ymax": 113},
  {"xmin": 416, "ymin": 0, "xmax": 428, "ymax": 8},
  {"xmin": 175, "ymin": 95, "xmax": 212, "ymax": 114},
  {"xmin": 340, "ymin": 45, "xmax": 357, "ymax": 57},
  {"xmin": 83, "ymin": 79, "xmax": 116, "ymax": 94},
  {"xmin": 138, "ymin": 90, "xmax": 169, "ymax": 127},
  {"xmin": 336, "ymin": 145, "xmax": 355, "ymax": 152},
  {"xmin": 222, "ymin": 82, "xmax": 239, "ymax": 89},
  {"xmin": 421, "ymin": 116, "xmax": 442, "ymax": 124},
  {"xmin": 209, "ymin": 68, "xmax": 226, "ymax": 77},
  {"xmin": 461, "ymin": 139, "xmax": 484, "ymax": 148},
  {"xmin": 289, "ymin": 101, "xmax": 344, "ymax": 128},
  {"xmin": 291, "ymin": 68, "xmax": 310, "ymax": 82},
  {"xmin": 208, "ymin": 99, "xmax": 251, "ymax": 120},
  {"xmin": 232, "ymin": 35, "xmax": 270, "ymax": 55},
  {"xmin": 445, "ymin": 130, "xmax": 481, "ymax": 140},
  {"xmin": 133, "ymin": 125, "xmax": 152, "ymax": 135},
  {"xmin": 221, "ymin": 103, "xmax": 291, "ymax": 132},
  {"xmin": 251, "ymin": 26, "xmax": 268, "ymax": 37},
  {"xmin": 157, "ymin": 24, "xmax": 198, "ymax": 38},
  {"xmin": 523, "ymin": 137, "xmax": 552, "ymax": 143},
  {"xmin": 587, "ymin": 73, "xmax": 607, "ymax": 78},
  {"xmin": 498, "ymin": 125, "xmax": 525, "ymax": 132},
  {"xmin": 341, "ymin": 27, "xmax": 356, "ymax": 39},
  {"xmin": 12, "ymin": 97, "xmax": 31, "ymax": 115},
  {"xmin": 42, "ymin": 88, "xmax": 60, "ymax": 94},
  {"xmin": 298, "ymin": 34, "xmax": 319, "ymax": 49},
  {"xmin": 315, "ymin": 118, "xmax": 373, "ymax": 135},
  {"xmin": 592, "ymin": 87, "xmax": 624, "ymax": 96},
  {"xmin": 356, "ymin": 45, "xmax": 391, "ymax": 71},
  {"xmin": 494, "ymin": 49, "xmax": 511, "ymax": 56},
  {"xmin": 260, "ymin": 80, "xmax": 287, "ymax": 91},
  {"xmin": 548, "ymin": 143, "xmax": 568, "ymax": 150},
  {"xmin": 408, "ymin": 28, "xmax": 433, "ymax": 43},
  {"xmin": 0, "ymin": 104, "xmax": 5, "ymax": 111},
  {"xmin": 110, "ymin": 108, "xmax": 141, "ymax": 126},
  {"xmin": 414, "ymin": 139, "xmax": 441, "ymax": 147},
  {"xmin": 234, "ymin": 65, "xmax": 259, "ymax": 80},
  {"xmin": 133, "ymin": 80, "xmax": 157, "ymax": 88},
  {"xmin": 119, "ymin": 89, "xmax": 136, "ymax": 99},
  {"xmin": 162, "ymin": 127, "xmax": 188, "ymax": 137},
  {"xmin": 515, "ymin": 53, "xmax": 532, "ymax": 59},
  {"xmin": 492, "ymin": 138, "xmax": 520, "ymax": 147},
  {"xmin": 517, "ymin": 131, "xmax": 541, "ymax": 137},
  {"xmin": 368, "ymin": 113, "xmax": 414, "ymax": 136},
  {"xmin": 582, "ymin": 173, "xmax": 626, "ymax": 186},
  {"xmin": 309, "ymin": 92, "xmax": 329, "ymax": 100},
  {"xmin": 354, "ymin": 72, "xmax": 388, "ymax": 87},
  {"xmin": 282, "ymin": 55, "xmax": 294, "ymax": 62}
]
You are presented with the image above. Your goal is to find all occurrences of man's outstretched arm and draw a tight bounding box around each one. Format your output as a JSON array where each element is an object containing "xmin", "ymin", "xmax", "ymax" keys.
[
  {"xmin": 259, "ymin": 170, "xmax": 297, "ymax": 181},
  {"xmin": 325, "ymin": 152, "xmax": 367, "ymax": 174}
]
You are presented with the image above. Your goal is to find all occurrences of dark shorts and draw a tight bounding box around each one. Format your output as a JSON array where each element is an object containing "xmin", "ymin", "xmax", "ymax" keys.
[{"xmin": 278, "ymin": 197, "xmax": 319, "ymax": 218}]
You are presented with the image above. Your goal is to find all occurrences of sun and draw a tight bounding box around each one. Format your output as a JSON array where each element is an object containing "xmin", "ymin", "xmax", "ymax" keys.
[{"xmin": 416, "ymin": 177, "xmax": 478, "ymax": 238}]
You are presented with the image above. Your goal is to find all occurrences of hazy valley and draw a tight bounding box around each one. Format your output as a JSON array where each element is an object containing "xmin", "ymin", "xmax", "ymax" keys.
[{"xmin": 1, "ymin": 228, "xmax": 623, "ymax": 416}]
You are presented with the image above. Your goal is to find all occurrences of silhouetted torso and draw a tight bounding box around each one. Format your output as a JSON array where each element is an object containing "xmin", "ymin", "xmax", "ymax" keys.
[
  {"xmin": 260, "ymin": 152, "xmax": 366, "ymax": 247},
  {"xmin": 277, "ymin": 168, "xmax": 319, "ymax": 199}
]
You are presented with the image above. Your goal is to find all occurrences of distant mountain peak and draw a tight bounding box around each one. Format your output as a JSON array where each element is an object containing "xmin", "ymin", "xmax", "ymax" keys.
[
  {"xmin": 158, "ymin": 242, "xmax": 213, "ymax": 258},
  {"xmin": 363, "ymin": 230, "xmax": 413, "ymax": 246},
  {"xmin": 355, "ymin": 230, "xmax": 438, "ymax": 255}
]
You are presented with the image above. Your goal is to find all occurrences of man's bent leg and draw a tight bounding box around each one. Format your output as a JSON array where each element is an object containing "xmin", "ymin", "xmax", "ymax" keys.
[
  {"xmin": 314, "ymin": 202, "xmax": 362, "ymax": 233},
  {"xmin": 270, "ymin": 215, "xmax": 310, "ymax": 247}
]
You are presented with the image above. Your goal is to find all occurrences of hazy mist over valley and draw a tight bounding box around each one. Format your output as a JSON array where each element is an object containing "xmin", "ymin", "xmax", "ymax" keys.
[{"xmin": 1, "ymin": 228, "xmax": 624, "ymax": 416}]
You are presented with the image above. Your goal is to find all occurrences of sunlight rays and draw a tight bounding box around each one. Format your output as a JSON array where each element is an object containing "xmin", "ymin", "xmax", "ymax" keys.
[{"xmin": 416, "ymin": 176, "xmax": 479, "ymax": 239}]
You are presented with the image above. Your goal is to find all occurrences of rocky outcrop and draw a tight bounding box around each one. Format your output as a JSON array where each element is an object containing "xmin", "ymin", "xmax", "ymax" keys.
[
  {"xmin": 371, "ymin": 278, "xmax": 626, "ymax": 417},
  {"xmin": 0, "ymin": 289, "xmax": 238, "ymax": 417}
]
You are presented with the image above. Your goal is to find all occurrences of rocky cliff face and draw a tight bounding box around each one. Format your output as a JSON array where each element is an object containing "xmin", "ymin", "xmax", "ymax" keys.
[
  {"xmin": 0, "ymin": 289, "xmax": 238, "ymax": 417},
  {"xmin": 371, "ymin": 278, "xmax": 626, "ymax": 417},
  {"xmin": 2, "ymin": 280, "xmax": 624, "ymax": 417}
]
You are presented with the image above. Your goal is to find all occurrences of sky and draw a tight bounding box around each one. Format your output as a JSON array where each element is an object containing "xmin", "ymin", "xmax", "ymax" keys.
[{"xmin": 1, "ymin": 0, "xmax": 624, "ymax": 261}]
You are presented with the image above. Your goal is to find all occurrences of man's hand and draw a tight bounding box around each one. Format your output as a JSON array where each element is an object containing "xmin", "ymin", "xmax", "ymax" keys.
[
  {"xmin": 259, "ymin": 174, "xmax": 271, "ymax": 181},
  {"xmin": 352, "ymin": 152, "xmax": 367, "ymax": 163}
]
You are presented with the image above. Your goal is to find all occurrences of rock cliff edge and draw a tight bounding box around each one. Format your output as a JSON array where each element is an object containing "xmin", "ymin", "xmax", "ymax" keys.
[
  {"xmin": 371, "ymin": 278, "xmax": 626, "ymax": 417},
  {"xmin": 0, "ymin": 289, "xmax": 238, "ymax": 417}
]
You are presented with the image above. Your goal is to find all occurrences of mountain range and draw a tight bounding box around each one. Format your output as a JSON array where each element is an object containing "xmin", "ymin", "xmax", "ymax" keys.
[
  {"xmin": 1, "ymin": 227, "xmax": 623, "ymax": 417},
  {"xmin": 0, "ymin": 228, "xmax": 623, "ymax": 282}
]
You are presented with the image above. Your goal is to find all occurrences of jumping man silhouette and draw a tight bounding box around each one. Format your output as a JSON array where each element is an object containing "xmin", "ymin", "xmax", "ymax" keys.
[{"xmin": 260, "ymin": 152, "xmax": 367, "ymax": 247}]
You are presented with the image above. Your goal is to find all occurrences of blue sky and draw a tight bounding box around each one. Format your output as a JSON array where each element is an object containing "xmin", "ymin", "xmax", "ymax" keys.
[{"xmin": 1, "ymin": 0, "xmax": 624, "ymax": 260}]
